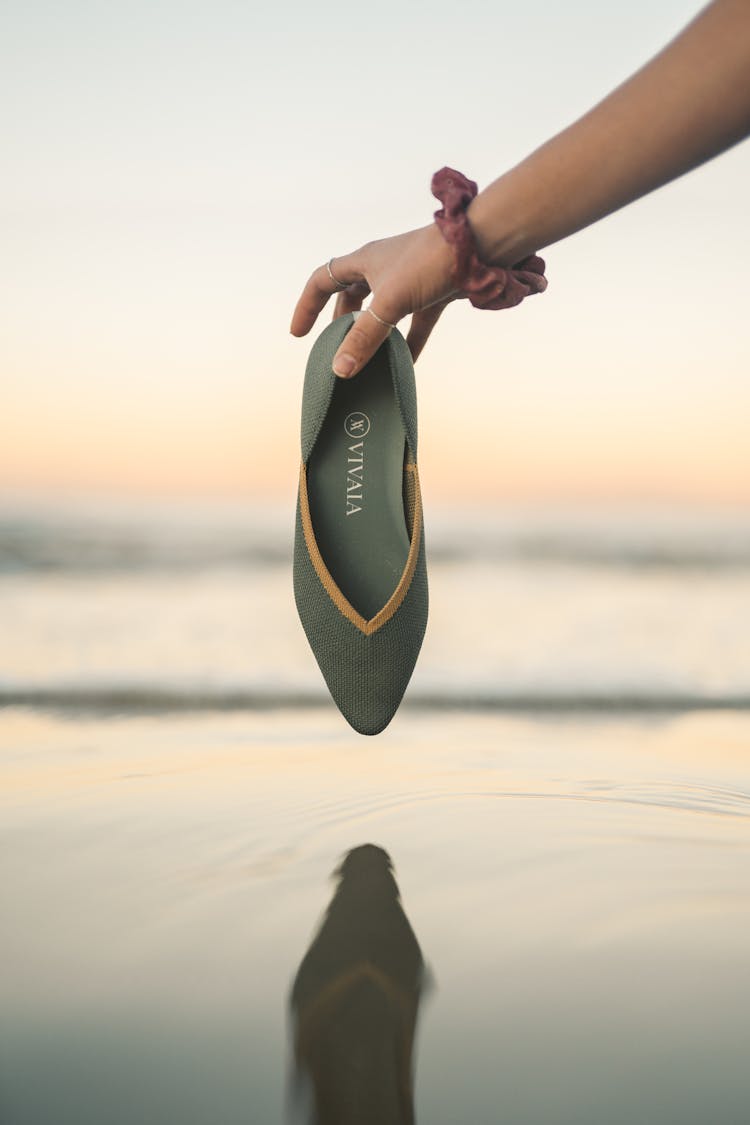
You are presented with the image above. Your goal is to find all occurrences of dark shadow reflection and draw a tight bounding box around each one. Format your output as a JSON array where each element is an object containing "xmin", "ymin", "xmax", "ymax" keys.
[{"xmin": 289, "ymin": 844, "xmax": 427, "ymax": 1124}]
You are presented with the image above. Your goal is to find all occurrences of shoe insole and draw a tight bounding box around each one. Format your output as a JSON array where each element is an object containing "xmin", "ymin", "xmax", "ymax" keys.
[{"xmin": 307, "ymin": 343, "xmax": 410, "ymax": 621}]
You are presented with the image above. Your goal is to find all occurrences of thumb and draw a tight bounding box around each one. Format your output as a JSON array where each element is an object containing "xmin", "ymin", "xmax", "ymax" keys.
[{"xmin": 332, "ymin": 306, "xmax": 398, "ymax": 379}]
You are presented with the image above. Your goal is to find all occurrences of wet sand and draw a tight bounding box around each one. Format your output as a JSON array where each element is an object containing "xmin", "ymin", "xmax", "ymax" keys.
[{"xmin": 2, "ymin": 706, "xmax": 750, "ymax": 1124}]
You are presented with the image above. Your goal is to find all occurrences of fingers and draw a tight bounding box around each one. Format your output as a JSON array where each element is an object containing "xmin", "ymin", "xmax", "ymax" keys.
[
  {"xmin": 292, "ymin": 227, "xmax": 455, "ymax": 375},
  {"xmin": 331, "ymin": 304, "xmax": 401, "ymax": 378},
  {"xmin": 333, "ymin": 296, "xmax": 449, "ymax": 378},
  {"xmin": 290, "ymin": 255, "xmax": 366, "ymax": 338},
  {"xmin": 405, "ymin": 299, "xmax": 451, "ymax": 362},
  {"xmin": 289, "ymin": 249, "xmax": 397, "ymax": 377}
]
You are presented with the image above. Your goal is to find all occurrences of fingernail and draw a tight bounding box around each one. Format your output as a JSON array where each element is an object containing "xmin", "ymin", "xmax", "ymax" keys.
[{"xmin": 333, "ymin": 353, "xmax": 356, "ymax": 378}]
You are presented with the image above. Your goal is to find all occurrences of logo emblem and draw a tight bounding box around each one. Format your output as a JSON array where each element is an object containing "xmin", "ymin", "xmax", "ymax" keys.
[{"xmin": 344, "ymin": 412, "xmax": 370, "ymax": 439}]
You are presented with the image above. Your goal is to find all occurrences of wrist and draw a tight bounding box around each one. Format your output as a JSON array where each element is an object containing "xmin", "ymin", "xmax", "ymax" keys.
[{"xmin": 465, "ymin": 180, "xmax": 532, "ymax": 268}]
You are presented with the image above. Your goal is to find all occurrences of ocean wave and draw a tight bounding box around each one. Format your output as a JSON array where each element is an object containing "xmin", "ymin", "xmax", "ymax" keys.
[
  {"xmin": 3, "ymin": 519, "xmax": 750, "ymax": 574},
  {"xmin": 3, "ymin": 683, "xmax": 750, "ymax": 714}
]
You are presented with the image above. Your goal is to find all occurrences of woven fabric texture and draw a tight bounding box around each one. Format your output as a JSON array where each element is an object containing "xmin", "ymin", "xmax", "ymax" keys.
[
  {"xmin": 293, "ymin": 316, "xmax": 428, "ymax": 736},
  {"xmin": 294, "ymin": 501, "xmax": 428, "ymax": 736}
]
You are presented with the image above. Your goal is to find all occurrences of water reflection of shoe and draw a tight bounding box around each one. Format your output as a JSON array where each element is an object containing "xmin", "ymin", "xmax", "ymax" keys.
[
  {"xmin": 290, "ymin": 844, "xmax": 425, "ymax": 1124},
  {"xmin": 293, "ymin": 314, "xmax": 428, "ymax": 736}
]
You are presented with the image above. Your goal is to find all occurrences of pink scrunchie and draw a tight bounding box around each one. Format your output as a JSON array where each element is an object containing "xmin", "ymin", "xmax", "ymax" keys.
[{"xmin": 432, "ymin": 167, "xmax": 547, "ymax": 310}]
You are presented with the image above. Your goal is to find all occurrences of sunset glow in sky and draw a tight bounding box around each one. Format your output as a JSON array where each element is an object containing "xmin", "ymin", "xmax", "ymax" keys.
[{"xmin": 2, "ymin": 0, "xmax": 749, "ymax": 505}]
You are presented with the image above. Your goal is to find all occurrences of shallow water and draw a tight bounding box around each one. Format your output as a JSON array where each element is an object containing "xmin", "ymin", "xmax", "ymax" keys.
[
  {"xmin": 2, "ymin": 707, "xmax": 749, "ymax": 1124},
  {"xmin": 3, "ymin": 500, "xmax": 750, "ymax": 710},
  {"xmin": 3, "ymin": 500, "xmax": 750, "ymax": 1120}
]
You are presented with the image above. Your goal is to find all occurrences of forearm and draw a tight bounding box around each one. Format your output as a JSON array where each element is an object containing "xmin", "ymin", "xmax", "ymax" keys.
[{"xmin": 469, "ymin": 0, "xmax": 750, "ymax": 265}]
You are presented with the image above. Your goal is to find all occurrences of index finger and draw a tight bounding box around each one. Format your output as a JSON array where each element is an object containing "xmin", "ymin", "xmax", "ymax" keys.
[{"xmin": 290, "ymin": 258, "xmax": 361, "ymax": 338}]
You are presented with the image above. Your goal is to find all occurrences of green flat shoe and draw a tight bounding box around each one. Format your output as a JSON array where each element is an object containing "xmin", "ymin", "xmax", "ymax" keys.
[{"xmin": 293, "ymin": 314, "xmax": 428, "ymax": 736}]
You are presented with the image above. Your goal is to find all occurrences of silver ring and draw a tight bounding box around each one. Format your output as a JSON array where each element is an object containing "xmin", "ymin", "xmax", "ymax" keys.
[
  {"xmin": 326, "ymin": 258, "xmax": 348, "ymax": 290},
  {"xmin": 365, "ymin": 306, "xmax": 397, "ymax": 330}
]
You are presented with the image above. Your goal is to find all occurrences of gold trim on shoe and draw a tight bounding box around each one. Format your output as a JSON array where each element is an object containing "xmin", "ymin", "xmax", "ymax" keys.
[
  {"xmin": 294, "ymin": 959, "xmax": 416, "ymax": 1060},
  {"xmin": 299, "ymin": 461, "xmax": 422, "ymax": 637}
]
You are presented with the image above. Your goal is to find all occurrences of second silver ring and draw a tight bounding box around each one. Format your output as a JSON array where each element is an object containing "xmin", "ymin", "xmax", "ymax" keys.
[{"xmin": 365, "ymin": 306, "xmax": 397, "ymax": 330}]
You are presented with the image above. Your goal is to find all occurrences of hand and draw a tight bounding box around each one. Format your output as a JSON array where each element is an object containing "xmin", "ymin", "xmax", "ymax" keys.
[{"xmin": 290, "ymin": 223, "xmax": 459, "ymax": 378}]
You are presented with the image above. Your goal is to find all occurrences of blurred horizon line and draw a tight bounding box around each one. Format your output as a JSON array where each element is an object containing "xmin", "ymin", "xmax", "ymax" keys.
[{"xmin": 2, "ymin": 484, "xmax": 750, "ymax": 514}]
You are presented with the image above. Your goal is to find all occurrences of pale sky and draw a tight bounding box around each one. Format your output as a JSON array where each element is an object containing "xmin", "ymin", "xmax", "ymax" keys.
[{"xmin": 2, "ymin": 0, "xmax": 749, "ymax": 505}]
